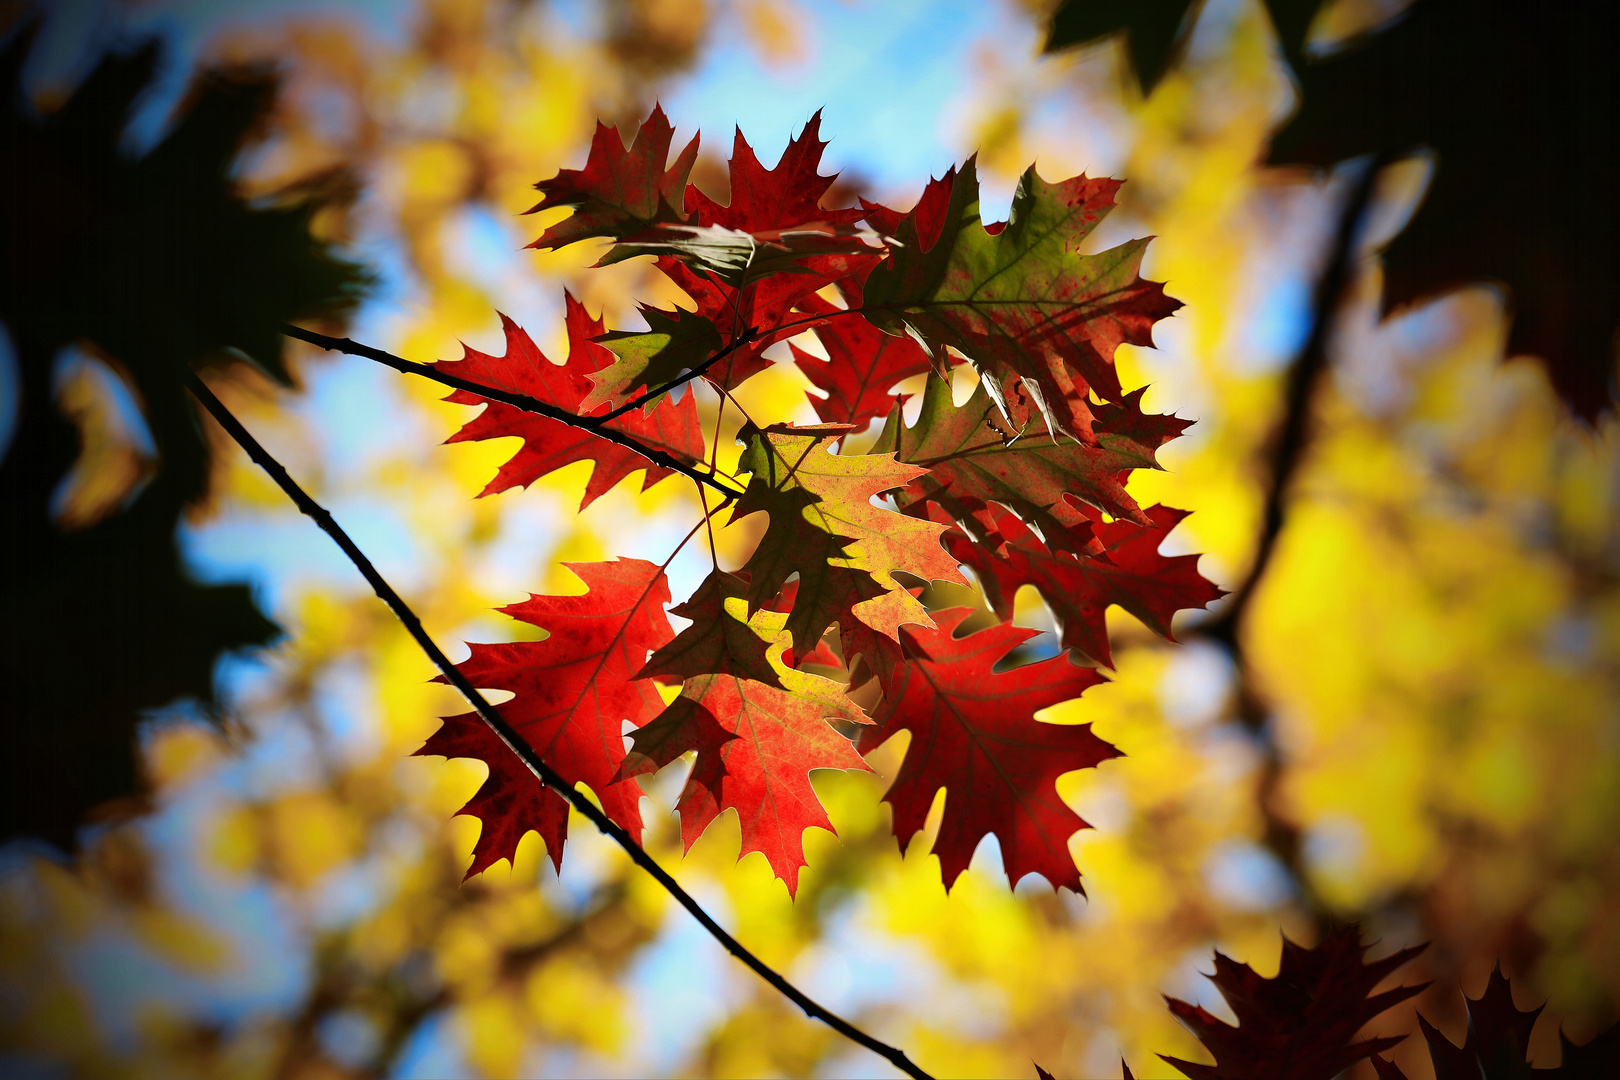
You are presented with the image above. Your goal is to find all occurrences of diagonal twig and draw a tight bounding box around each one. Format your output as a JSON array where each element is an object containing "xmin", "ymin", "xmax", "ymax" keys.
[
  {"xmin": 593, "ymin": 323, "xmax": 759, "ymax": 424},
  {"xmin": 184, "ymin": 372, "xmax": 934, "ymax": 1080},
  {"xmin": 280, "ymin": 324, "xmax": 747, "ymax": 502}
]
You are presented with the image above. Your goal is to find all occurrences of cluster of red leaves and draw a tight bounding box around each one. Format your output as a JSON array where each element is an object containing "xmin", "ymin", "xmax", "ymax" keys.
[{"xmin": 414, "ymin": 107, "xmax": 1220, "ymax": 895}]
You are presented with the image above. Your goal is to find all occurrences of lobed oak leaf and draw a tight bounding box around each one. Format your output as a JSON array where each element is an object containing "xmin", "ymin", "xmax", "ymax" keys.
[
  {"xmin": 645, "ymin": 111, "xmax": 884, "ymax": 391},
  {"xmin": 732, "ymin": 422, "xmax": 964, "ymax": 657},
  {"xmin": 526, "ymin": 104, "xmax": 697, "ymax": 255},
  {"xmin": 839, "ymin": 583, "xmax": 932, "ymax": 695},
  {"xmin": 584, "ymin": 113, "xmax": 884, "ymax": 402},
  {"xmin": 437, "ymin": 298, "xmax": 705, "ymax": 507},
  {"xmin": 1373, "ymin": 964, "xmax": 1620, "ymax": 1080},
  {"xmin": 684, "ymin": 110, "xmax": 867, "ymax": 233},
  {"xmin": 616, "ymin": 603, "xmax": 870, "ymax": 895},
  {"xmin": 953, "ymin": 502, "xmax": 1221, "ymax": 668},
  {"xmin": 863, "ymin": 609, "xmax": 1115, "ymax": 892},
  {"xmin": 414, "ymin": 713, "xmax": 569, "ymax": 877},
  {"xmin": 860, "ymin": 159, "xmax": 1181, "ymax": 444},
  {"xmin": 790, "ymin": 290, "xmax": 934, "ymax": 428},
  {"xmin": 1163, "ymin": 927, "xmax": 1428, "ymax": 1080},
  {"xmin": 858, "ymin": 169, "xmax": 957, "ymax": 253},
  {"xmin": 420, "ymin": 560, "xmax": 674, "ymax": 875},
  {"xmin": 874, "ymin": 373, "xmax": 1192, "ymax": 551}
]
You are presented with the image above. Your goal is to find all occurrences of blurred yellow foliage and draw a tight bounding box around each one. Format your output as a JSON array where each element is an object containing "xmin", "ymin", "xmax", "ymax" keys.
[{"xmin": 3, "ymin": 0, "xmax": 1618, "ymax": 1078}]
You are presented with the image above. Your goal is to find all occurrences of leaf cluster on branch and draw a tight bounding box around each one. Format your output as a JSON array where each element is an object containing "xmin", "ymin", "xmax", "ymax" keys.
[{"xmin": 396, "ymin": 106, "xmax": 1222, "ymax": 895}]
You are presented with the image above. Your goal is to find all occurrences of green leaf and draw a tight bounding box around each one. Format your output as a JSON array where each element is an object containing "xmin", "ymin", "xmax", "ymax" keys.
[
  {"xmin": 860, "ymin": 159, "xmax": 1180, "ymax": 445},
  {"xmin": 583, "ymin": 304, "xmax": 725, "ymax": 410},
  {"xmin": 636, "ymin": 570, "xmax": 783, "ymax": 687},
  {"xmin": 873, "ymin": 373, "xmax": 1191, "ymax": 547}
]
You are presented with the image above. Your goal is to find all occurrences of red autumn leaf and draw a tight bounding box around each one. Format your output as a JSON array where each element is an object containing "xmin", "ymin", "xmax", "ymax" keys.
[
  {"xmin": 651, "ymin": 251, "xmax": 873, "ymax": 390},
  {"xmin": 414, "ymin": 713, "xmax": 568, "ymax": 877},
  {"xmin": 952, "ymin": 502, "xmax": 1222, "ymax": 668},
  {"xmin": 862, "ymin": 608, "xmax": 1115, "ymax": 892},
  {"xmin": 582, "ymin": 113, "xmax": 883, "ymax": 403},
  {"xmin": 858, "ymin": 169, "xmax": 956, "ymax": 250},
  {"xmin": 839, "ymin": 583, "xmax": 930, "ymax": 695},
  {"xmin": 436, "ymin": 296, "xmax": 705, "ymax": 508},
  {"xmin": 684, "ymin": 109, "xmax": 866, "ymax": 233},
  {"xmin": 790, "ymin": 289, "xmax": 933, "ymax": 427},
  {"xmin": 616, "ymin": 603, "xmax": 870, "ymax": 895},
  {"xmin": 1162, "ymin": 926, "xmax": 1428, "ymax": 1080},
  {"xmin": 421, "ymin": 560, "xmax": 674, "ymax": 875},
  {"xmin": 525, "ymin": 104, "xmax": 697, "ymax": 255}
]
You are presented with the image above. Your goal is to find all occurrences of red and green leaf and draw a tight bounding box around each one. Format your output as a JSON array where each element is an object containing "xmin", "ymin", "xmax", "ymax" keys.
[
  {"xmin": 859, "ymin": 159, "xmax": 1181, "ymax": 445},
  {"xmin": 874, "ymin": 372, "xmax": 1190, "ymax": 549},
  {"xmin": 732, "ymin": 422, "xmax": 963, "ymax": 657}
]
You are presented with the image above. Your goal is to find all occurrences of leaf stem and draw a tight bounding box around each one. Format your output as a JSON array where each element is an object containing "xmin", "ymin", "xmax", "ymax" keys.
[
  {"xmin": 186, "ymin": 373, "xmax": 934, "ymax": 1080},
  {"xmin": 280, "ymin": 324, "xmax": 746, "ymax": 503}
]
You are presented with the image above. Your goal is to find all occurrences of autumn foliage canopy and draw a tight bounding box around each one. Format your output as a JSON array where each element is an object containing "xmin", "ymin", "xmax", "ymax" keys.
[{"xmin": 413, "ymin": 107, "xmax": 1220, "ymax": 896}]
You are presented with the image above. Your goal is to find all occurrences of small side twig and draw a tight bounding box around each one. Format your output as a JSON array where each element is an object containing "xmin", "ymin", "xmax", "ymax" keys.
[
  {"xmin": 185, "ymin": 373, "xmax": 933, "ymax": 1080},
  {"xmin": 280, "ymin": 324, "xmax": 746, "ymax": 503}
]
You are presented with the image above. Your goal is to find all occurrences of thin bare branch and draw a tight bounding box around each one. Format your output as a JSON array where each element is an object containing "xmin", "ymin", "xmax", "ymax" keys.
[
  {"xmin": 280, "ymin": 324, "xmax": 746, "ymax": 503},
  {"xmin": 593, "ymin": 323, "xmax": 759, "ymax": 423},
  {"xmin": 185, "ymin": 373, "xmax": 934, "ymax": 1080}
]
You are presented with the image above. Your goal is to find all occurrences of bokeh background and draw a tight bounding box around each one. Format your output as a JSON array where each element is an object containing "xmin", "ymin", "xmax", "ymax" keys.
[{"xmin": 3, "ymin": 0, "xmax": 1618, "ymax": 1077}]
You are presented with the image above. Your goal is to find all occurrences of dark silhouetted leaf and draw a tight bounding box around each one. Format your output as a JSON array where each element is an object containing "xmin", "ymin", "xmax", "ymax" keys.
[
  {"xmin": 0, "ymin": 29, "xmax": 365, "ymax": 846},
  {"xmin": 1270, "ymin": 0, "xmax": 1620, "ymax": 417},
  {"xmin": 1161, "ymin": 926, "xmax": 1427, "ymax": 1080}
]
